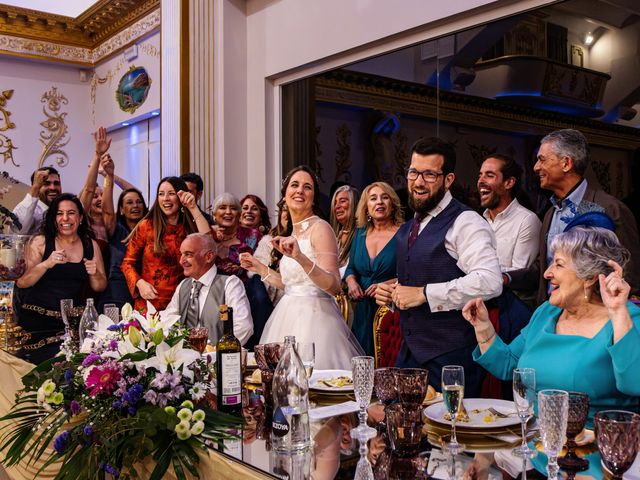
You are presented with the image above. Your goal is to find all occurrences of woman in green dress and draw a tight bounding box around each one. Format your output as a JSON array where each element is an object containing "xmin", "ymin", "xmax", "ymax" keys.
[{"xmin": 344, "ymin": 182, "xmax": 404, "ymax": 355}]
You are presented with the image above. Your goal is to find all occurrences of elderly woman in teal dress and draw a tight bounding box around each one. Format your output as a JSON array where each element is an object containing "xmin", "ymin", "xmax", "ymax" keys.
[
  {"xmin": 344, "ymin": 182, "xmax": 403, "ymax": 356},
  {"xmin": 462, "ymin": 226, "xmax": 640, "ymax": 477}
]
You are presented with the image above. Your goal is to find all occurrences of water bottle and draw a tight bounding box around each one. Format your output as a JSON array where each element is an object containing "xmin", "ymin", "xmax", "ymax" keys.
[
  {"xmin": 271, "ymin": 335, "xmax": 311, "ymax": 453},
  {"xmin": 79, "ymin": 298, "xmax": 98, "ymax": 345}
]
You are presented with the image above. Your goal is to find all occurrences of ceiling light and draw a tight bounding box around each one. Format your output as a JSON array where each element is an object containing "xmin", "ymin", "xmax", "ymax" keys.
[
  {"xmin": 585, "ymin": 32, "xmax": 594, "ymax": 45},
  {"xmin": 121, "ymin": 122, "xmax": 130, "ymax": 126}
]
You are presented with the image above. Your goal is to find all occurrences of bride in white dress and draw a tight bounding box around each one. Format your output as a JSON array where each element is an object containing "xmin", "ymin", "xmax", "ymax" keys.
[{"xmin": 240, "ymin": 166, "xmax": 364, "ymax": 369}]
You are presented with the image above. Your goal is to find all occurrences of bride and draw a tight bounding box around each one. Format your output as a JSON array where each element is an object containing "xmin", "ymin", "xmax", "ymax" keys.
[{"xmin": 240, "ymin": 166, "xmax": 364, "ymax": 369}]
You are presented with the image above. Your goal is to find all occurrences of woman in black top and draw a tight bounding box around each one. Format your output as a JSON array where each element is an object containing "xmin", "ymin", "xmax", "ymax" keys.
[{"xmin": 17, "ymin": 193, "xmax": 107, "ymax": 364}]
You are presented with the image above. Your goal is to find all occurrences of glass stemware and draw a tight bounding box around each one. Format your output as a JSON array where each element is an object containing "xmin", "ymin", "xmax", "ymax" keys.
[
  {"xmin": 60, "ymin": 299, "xmax": 83, "ymax": 353},
  {"xmin": 558, "ymin": 392, "xmax": 590, "ymax": 472},
  {"xmin": 374, "ymin": 367, "xmax": 398, "ymax": 433},
  {"xmin": 351, "ymin": 356, "xmax": 378, "ymax": 440},
  {"xmin": 296, "ymin": 342, "xmax": 315, "ymax": 379},
  {"xmin": 103, "ymin": 304, "xmax": 120, "ymax": 324},
  {"xmin": 512, "ymin": 368, "xmax": 536, "ymax": 458},
  {"xmin": 187, "ymin": 326, "xmax": 209, "ymax": 354},
  {"xmin": 394, "ymin": 368, "xmax": 429, "ymax": 405},
  {"xmin": 441, "ymin": 365, "xmax": 465, "ymax": 453},
  {"xmin": 538, "ymin": 389, "xmax": 569, "ymax": 480},
  {"xmin": 594, "ymin": 410, "xmax": 640, "ymax": 480}
]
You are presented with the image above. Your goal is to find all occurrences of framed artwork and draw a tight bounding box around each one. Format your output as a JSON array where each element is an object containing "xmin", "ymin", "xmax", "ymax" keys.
[{"xmin": 116, "ymin": 66, "xmax": 152, "ymax": 113}]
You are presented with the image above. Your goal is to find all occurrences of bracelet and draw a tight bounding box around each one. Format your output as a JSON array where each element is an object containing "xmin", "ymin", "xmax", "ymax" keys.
[
  {"xmin": 307, "ymin": 261, "xmax": 316, "ymax": 276},
  {"xmin": 261, "ymin": 268, "xmax": 272, "ymax": 282},
  {"xmin": 479, "ymin": 330, "xmax": 496, "ymax": 345},
  {"xmin": 192, "ymin": 213, "xmax": 203, "ymax": 222}
]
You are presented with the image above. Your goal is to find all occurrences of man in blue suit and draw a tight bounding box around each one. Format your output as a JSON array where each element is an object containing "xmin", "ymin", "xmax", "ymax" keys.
[{"xmin": 376, "ymin": 137, "xmax": 502, "ymax": 397}]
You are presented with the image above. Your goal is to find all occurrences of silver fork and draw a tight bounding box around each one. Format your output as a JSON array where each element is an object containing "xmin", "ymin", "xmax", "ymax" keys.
[{"xmin": 488, "ymin": 407, "xmax": 518, "ymax": 418}]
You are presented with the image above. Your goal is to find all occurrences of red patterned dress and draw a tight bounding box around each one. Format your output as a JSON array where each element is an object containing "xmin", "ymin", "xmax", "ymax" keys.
[{"xmin": 121, "ymin": 218, "xmax": 186, "ymax": 312}]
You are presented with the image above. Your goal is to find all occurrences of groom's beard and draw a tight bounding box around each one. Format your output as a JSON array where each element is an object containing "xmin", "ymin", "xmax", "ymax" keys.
[{"xmin": 408, "ymin": 182, "xmax": 447, "ymax": 216}]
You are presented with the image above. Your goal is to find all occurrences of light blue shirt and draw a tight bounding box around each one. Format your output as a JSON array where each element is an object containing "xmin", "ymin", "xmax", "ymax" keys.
[{"xmin": 546, "ymin": 179, "xmax": 588, "ymax": 265}]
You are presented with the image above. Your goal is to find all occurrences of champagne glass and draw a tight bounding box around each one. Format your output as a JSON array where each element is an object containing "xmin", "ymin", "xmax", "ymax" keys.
[
  {"xmin": 537, "ymin": 389, "xmax": 568, "ymax": 480},
  {"xmin": 558, "ymin": 392, "xmax": 590, "ymax": 472},
  {"xmin": 594, "ymin": 410, "xmax": 640, "ymax": 480},
  {"xmin": 103, "ymin": 304, "xmax": 120, "ymax": 324},
  {"xmin": 351, "ymin": 356, "xmax": 378, "ymax": 440},
  {"xmin": 512, "ymin": 368, "xmax": 536, "ymax": 458},
  {"xmin": 296, "ymin": 342, "xmax": 315, "ymax": 379},
  {"xmin": 441, "ymin": 365, "xmax": 465, "ymax": 453}
]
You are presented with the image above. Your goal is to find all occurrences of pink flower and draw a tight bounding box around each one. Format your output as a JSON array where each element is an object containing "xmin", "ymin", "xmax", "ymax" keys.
[{"xmin": 85, "ymin": 365, "xmax": 121, "ymax": 397}]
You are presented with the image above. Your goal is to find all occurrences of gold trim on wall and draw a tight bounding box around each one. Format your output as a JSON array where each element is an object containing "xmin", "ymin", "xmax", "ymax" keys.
[
  {"xmin": 0, "ymin": 90, "xmax": 17, "ymax": 166},
  {"xmin": 38, "ymin": 87, "xmax": 69, "ymax": 169}
]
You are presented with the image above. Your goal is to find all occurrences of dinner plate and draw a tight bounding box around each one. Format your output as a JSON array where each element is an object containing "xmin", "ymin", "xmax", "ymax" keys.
[
  {"xmin": 309, "ymin": 369, "xmax": 354, "ymax": 393},
  {"xmin": 424, "ymin": 398, "xmax": 521, "ymax": 429}
]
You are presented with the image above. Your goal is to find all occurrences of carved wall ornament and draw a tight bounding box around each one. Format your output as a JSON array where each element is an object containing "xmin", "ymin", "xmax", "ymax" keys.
[
  {"xmin": 392, "ymin": 131, "xmax": 409, "ymax": 188},
  {"xmin": 90, "ymin": 57, "xmax": 126, "ymax": 122},
  {"xmin": 38, "ymin": 87, "xmax": 69, "ymax": 169},
  {"xmin": 467, "ymin": 142, "xmax": 498, "ymax": 168},
  {"xmin": 334, "ymin": 124, "xmax": 352, "ymax": 183},
  {"xmin": 0, "ymin": 135, "xmax": 18, "ymax": 167},
  {"xmin": 591, "ymin": 159, "xmax": 611, "ymax": 194},
  {"xmin": 0, "ymin": 90, "xmax": 16, "ymax": 132}
]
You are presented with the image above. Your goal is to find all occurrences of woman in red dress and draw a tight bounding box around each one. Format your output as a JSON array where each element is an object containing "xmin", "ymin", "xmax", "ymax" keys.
[{"xmin": 121, "ymin": 176, "xmax": 210, "ymax": 311}]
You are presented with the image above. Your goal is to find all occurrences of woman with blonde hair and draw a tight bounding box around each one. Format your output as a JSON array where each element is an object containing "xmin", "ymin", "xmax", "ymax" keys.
[
  {"xmin": 345, "ymin": 181, "xmax": 403, "ymax": 355},
  {"xmin": 330, "ymin": 185, "xmax": 360, "ymax": 276}
]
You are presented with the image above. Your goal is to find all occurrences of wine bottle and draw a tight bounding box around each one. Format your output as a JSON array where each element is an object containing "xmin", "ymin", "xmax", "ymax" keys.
[
  {"xmin": 79, "ymin": 298, "xmax": 98, "ymax": 346},
  {"xmin": 271, "ymin": 335, "xmax": 311, "ymax": 453},
  {"xmin": 216, "ymin": 305, "xmax": 242, "ymax": 416}
]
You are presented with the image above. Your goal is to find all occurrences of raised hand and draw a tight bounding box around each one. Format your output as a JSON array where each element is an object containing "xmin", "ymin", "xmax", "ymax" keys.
[
  {"xmin": 461, "ymin": 298, "xmax": 490, "ymax": 327},
  {"xmin": 239, "ymin": 252, "xmax": 266, "ymax": 275},
  {"xmin": 100, "ymin": 154, "xmax": 115, "ymax": 178},
  {"xmin": 46, "ymin": 249, "xmax": 67, "ymax": 268},
  {"xmin": 30, "ymin": 169, "xmax": 48, "ymax": 196},
  {"xmin": 93, "ymin": 127, "xmax": 112, "ymax": 156},
  {"xmin": 599, "ymin": 260, "xmax": 630, "ymax": 313},
  {"xmin": 271, "ymin": 236, "xmax": 301, "ymax": 259},
  {"xmin": 83, "ymin": 257, "xmax": 97, "ymax": 276},
  {"xmin": 177, "ymin": 190, "xmax": 196, "ymax": 210}
]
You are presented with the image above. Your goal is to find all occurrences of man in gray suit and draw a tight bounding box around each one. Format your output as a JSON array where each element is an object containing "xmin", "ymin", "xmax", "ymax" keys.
[
  {"xmin": 162, "ymin": 233, "xmax": 253, "ymax": 345},
  {"xmin": 508, "ymin": 129, "xmax": 640, "ymax": 305}
]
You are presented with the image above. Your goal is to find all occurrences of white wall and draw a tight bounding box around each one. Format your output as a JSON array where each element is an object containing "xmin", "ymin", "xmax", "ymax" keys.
[
  {"xmin": 214, "ymin": 0, "xmax": 555, "ymax": 211},
  {"xmin": 0, "ymin": 56, "xmax": 93, "ymax": 195}
]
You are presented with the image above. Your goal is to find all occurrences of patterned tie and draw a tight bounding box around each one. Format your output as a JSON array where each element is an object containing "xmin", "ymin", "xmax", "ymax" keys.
[
  {"xmin": 185, "ymin": 280, "xmax": 203, "ymax": 328},
  {"xmin": 408, "ymin": 213, "xmax": 426, "ymax": 249}
]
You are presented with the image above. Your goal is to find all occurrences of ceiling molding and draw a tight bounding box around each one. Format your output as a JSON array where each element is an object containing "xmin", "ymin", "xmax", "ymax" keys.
[{"xmin": 0, "ymin": 0, "xmax": 159, "ymax": 65}]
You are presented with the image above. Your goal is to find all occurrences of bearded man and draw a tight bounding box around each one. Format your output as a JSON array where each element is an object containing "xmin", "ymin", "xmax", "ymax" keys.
[{"xmin": 375, "ymin": 137, "xmax": 502, "ymax": 397}]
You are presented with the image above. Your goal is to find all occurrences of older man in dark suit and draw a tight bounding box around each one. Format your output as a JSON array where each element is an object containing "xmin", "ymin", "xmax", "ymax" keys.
[
  {"xmin": 375, "ymin": 137, "xmax": 502, "ymax": 397},
  {"xmin": 509, "ymin": 129, "xmax": 640, "ymax": 305}
]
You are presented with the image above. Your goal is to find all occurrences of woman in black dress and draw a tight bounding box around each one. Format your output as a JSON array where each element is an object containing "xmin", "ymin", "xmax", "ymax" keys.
[{"xmin": 17, "ymin": 193, "xmax": 107, "ymax": 364}]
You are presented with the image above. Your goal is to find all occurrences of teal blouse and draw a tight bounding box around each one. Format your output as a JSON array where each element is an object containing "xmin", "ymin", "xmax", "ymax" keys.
[{"xmin": 474, "ymin": 301, "xmax": 640, "ymax": 425}]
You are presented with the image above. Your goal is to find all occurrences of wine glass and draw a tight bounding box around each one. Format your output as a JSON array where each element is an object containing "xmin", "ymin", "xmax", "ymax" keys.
[
  {"xmin": 103, "ymin": 304, "xmax": 120, "ymax": 324},
  {"xmin": 537, "ymin": 389, "xmax": 569, "ymax": 480},
  {"xmin": 512, "ymin": 368, "xmax": 536, "ymax": 458},
  {"xmin": 187, "ymin": 326, "xmax": 209, "ymax": 354},
  {"xmin": 374, "ymin": 367, "xmax": 398, "ymax": 433},
  {"xmin": 296, "ymin": 342, "xmax": 315, "ymax": 379},
  {"xmin": 394, "ymin": 368, "xmax": 429, "ymax": 405},
  {"xmin": 441, "ymin": 365, "xmax": 465, "ymax": 454},
  {"xmin": 351, "ymin": 356, "xmax": 378, "ymax": 441},
  {"xmin": 558, "ymin": 392, "xmax": 590, "ymax": 472},
  {"xmin": 594, "ymin": 410, "xmax": 640, "ymax": 480}
]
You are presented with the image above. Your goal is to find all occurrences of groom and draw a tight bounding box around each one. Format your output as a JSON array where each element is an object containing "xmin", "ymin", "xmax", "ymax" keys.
[{"xmin": 375, "ymin": 137, "xmax": 502, "ymax": 397}]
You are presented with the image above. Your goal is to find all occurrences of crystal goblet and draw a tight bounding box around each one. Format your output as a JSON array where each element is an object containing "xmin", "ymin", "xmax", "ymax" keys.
[
  {"xmin": 394, "ymin": 368, "xmax": 428, "ymax": 406},
  {"xmin": 351, "ymin": 356, "xmax": 378, "ymax": 441},
  {"xmin": 558, "ymin": 392, "xmax": 590, "ymax": 472},
  {"xmin": 594, "ymin": 410, "xmax": 640, "ymax": 480},
  {"xmin": 538, "ymin": 389, "xmax": 569, "ymax": 480}
]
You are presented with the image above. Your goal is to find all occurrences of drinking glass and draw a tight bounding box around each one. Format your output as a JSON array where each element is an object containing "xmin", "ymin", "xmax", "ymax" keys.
[
  {"xmin": 374, "ymin": 367, "xmax": 398, "ymax": 432},
  {"xmin": 385, "ymin": 403, "xmax": 423, "ymax": 457},
  {"xmin": 594, "ymin": 410, "xmax": 640, "ymax": 480},
  {"xmin": 441, "ymin": 365, "xmax": 465, "ymax": 453},
  {"xmin": 60, "ymin": 299, "xmax": 83, "ymax": 352},
  {"xmin": 512, "ymin": 368, "xmax": 536, "ymax": 458},
  {"xmin": 351, "ymin": 356, "xmax": 378, "ymax": 440},
  {"xmin": 103, "ymin": 304, "xmax": 120, "ymax": 324},
  {"xmin": 296, "ymin": 342, "xmax": 315, "ymax": 379},
  {"xmin": 187, "ymin": 327, "xmax": 209, "ymax": 354},
  {"xmin": 537, "ymin": 389, "xmax": 569, "ymax": 480},
  {"xmin": 395, "ymin": 368, "xmax": 429, "ymax": 405},
  {"xmin": 558, "ymin": 392, "xmax": 590, "ymax": 472}
]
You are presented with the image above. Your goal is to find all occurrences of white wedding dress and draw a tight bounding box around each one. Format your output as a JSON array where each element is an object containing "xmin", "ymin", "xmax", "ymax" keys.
[{"xmin": 259, "ymin": 217, "xmax": 364, "ymax": 370}]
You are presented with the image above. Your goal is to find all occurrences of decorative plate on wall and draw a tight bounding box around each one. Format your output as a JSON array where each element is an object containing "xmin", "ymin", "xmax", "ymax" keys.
[{"xmin": 116, "ymin": 66, "xmax": 151, "ymax": 114}]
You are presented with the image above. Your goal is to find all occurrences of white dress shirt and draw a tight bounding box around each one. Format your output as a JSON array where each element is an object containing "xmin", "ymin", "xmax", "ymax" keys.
[
  {"xmin": 482, "ymin": 198, "xmax": 541, "ymax": 272},
  {"xmin": 162, "ymin": 265, "xmax": 254, "ymax": 345},
  {"xmin": 12, "ymin": 193, "xmax": 48, "ymax": 234},
  {"xmin": 417, "ymin": 190, "xmax": 503, "ymax": 312}
]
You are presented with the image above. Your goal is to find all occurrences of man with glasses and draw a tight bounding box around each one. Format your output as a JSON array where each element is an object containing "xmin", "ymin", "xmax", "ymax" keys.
[{"xmin": 375, "ymin": 137, "xmax": 502, "ymax": 397}]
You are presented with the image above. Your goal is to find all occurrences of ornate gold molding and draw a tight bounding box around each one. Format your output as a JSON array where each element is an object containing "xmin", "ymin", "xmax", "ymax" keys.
[
  {"xmin": 0, "ymin": 3, "xmax": 160, "ymax": 66},
  {"xmin": 0, "ymin": 90, "xmax": 17, "ymax": 166},
  {"xmin": 38, "ymin": 87, "xmax": 69, "ymax": 169}
]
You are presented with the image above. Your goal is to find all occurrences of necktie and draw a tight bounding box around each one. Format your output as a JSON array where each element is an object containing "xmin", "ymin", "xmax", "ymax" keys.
[
  {"xmin": 185, "ymin": 280, "xmax": 203, "ymax": 328},
  {"xmin": 408, "ymin": 214, "xmax": 426, "ymax": 249}
]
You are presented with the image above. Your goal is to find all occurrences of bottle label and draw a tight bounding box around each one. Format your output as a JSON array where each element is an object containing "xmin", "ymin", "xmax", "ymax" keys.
[
  {"xmin": 220, "ymin": 352, "xmax": 241, "ymax": 397},
  {"xmin": 272, "ymin": 406, "xmax": 290, "ymax": 438}
]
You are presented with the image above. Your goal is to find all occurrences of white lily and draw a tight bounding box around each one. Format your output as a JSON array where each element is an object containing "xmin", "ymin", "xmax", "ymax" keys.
[
  {"xmin": 102, "ymin": 334, "xmax": 148, "ymax": 360},
  {"xmin": 133, "ymin": 308, "xmax": 179, "ymax": 337},
  {"xmin": 145, "ymin": 340, "xmax": 200, "ymax": 381}
]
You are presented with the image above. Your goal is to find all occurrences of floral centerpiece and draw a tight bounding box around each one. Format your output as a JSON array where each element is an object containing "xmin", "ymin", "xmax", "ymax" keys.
[{"xmin": 0, "ymin": 304, "xmax": 242, "ymax": 480}]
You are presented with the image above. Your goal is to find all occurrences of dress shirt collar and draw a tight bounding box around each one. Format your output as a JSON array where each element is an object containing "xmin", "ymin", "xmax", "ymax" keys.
[
  {"xmin": 483, "ymin": 198, "xmax": 521, "ymax": 223},
  {"xmin": 550, "ymin": 179, "xmax": 587, "ymax": 210},
  {"xmin": 421, "ymin": 190, "xmax": 453, "ymax": 225},
  {"xmin": 191, "ymin": 264, "xmax": 217, "ymax": 289}
]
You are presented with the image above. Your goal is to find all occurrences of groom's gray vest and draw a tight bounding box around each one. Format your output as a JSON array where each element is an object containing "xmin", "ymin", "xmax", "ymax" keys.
[{"xmin": 177, "ymin": 274, "xmax": 228, "ymax": 343}]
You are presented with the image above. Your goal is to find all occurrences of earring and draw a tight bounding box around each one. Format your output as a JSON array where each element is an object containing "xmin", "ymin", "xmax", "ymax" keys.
[
  {"xmin": 366, "ymin": 213, "xmax": 372, "ymax": 222},
  {"xmin": 584, "ymin": 285, "xmax": 590, "ymax": 301}
]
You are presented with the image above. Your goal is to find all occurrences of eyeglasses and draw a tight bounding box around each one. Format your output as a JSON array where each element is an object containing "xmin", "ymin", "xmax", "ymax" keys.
[{"xmin": 406, "ymin": 168, "xmax": 444, "ymax": 183}]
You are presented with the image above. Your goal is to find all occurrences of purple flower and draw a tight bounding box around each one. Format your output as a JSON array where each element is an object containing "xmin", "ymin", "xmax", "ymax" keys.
[
  {"xmin": 83, "ymin": 424, "xmax": 94, "ymax": 436},
  {"xmin": 113, "ymin": 400, "xmax": 122, "ymax": 409},
  {"xmin": 107, "ymin": 324, "xmax": 124, "ymax": 331},
  {"xmin": 128, "ymin": 406, "xmax": 137, "ymax": 416},
  {"xmin": 70, "ymin": 400, "xmax": 81, "ymax": 415},
  {"xmin": 108, "ymin": 339, "xmax": 119, "ymax": 351},
  {"xmin": 82, "ymin": 353, "xmax": 101, "ymax": 367},
  {"xmin": 53, "ymin": 431, "xmax": 70, "ymax": 454},
  {"xmin": 64, "ymin": 369, "xmax": 72, "ymax": 383},
  {"xmin": 103, "ymin": 464, "xmax": 120, "ymax": 477},
  {"xmin": 143, "ymin": 389, "xmax": 157, "ymax": 405}
]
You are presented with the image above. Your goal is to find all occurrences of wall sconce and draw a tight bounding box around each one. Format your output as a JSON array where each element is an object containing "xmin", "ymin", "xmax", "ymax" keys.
[
  {"xmin": 583, "ymin": 27, "xmax": 606, "ymax": 48},
  {"xmin": 584, "ymin": 32, "xmax": 594, "ymax": 45}
]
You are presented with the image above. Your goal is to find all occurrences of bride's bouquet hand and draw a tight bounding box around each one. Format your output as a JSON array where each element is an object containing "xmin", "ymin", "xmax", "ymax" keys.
[{"xmin": 272, "ymin": 235, "xmax": 301, "ymax": 259}]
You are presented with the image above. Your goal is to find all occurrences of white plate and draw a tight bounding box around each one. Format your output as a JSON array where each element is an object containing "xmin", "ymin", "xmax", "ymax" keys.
[
  {"xmin": 424, "ymin": 398, "xmax": 521, "ymax": 429},
  {"xmin": 309, "ymin": 369, "xmax": 354, "ymax": 392}
]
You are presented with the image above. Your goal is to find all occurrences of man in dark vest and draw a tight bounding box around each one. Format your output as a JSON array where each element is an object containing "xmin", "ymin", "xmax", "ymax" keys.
[
  {"xmin": 161, "ymin": 233, "xmax": 253, "ymax": 345},
  {"xmin": 375, "ymin": 137, "xmax": 502, "ymax": 397}
]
